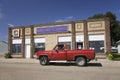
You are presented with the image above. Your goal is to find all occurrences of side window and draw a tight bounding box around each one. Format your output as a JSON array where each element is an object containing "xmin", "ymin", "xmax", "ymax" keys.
[
  {"xmin": 55, "ymin": 45, "xmax": 64, "ymax": 50},
  {"xmin": 58, "ymin": 42, "xmax": 71, "ymax": 50}
]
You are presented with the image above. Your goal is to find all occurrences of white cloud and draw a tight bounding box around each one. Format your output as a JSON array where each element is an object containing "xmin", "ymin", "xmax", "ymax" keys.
[
  {"xmin": 55, "ymin": 16, "xmax": 74, "ymax": 22},
  {"xmin": 55, "ymin": 19, "xmax": 64, "ymax": 22},
  {"xmin": 8, "ymin": 24, "xmax": 14, "ymax": 27},
  {"xmin": 67, "ymin": 16, "xmax": 73, "ymax": 19}
]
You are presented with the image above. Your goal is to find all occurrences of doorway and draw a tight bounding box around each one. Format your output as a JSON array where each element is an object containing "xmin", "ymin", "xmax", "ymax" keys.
[{"xmin": 25, "ymin": 44, "xmax": 31, "ymax": 58}]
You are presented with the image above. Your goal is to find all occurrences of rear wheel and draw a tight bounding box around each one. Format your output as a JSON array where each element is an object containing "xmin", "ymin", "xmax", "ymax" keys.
[
  {"xmin": 75, "ymin": 57, "xmax": 87, "ymax": 66},
  {"xmin": 39, "ymin": 56, "xmax": 49, "ymax": 65}
]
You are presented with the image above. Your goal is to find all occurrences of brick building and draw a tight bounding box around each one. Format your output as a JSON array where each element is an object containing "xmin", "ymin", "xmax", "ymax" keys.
[{"xmin": 8, "ymin": 18, "xmax": 111, "ymax": 58}]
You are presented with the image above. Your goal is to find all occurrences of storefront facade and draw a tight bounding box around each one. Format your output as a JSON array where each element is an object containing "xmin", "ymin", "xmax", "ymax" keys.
[{"xmin": 8, "ymin": 18, "xmax": 111, "ymax": 58}]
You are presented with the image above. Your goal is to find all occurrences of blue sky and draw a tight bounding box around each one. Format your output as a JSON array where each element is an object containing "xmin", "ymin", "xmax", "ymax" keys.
[{"xmin": 0, "ymin": 0, "xmax": 120, "ymax": 41}]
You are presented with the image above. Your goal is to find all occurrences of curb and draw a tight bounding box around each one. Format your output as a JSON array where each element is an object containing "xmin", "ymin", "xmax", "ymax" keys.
[{"xmin": 0, "ymin": 59, "xmax": 39, "ymax": 64}]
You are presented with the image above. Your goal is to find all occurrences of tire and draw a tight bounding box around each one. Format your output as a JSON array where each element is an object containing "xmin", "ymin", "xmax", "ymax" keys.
[
  {"xmin": 75, "ymin": 57, "xmax": 87, "ymax": 66},
  {"xmin": 39, "ymin": 56, "xmax": 49, "ymax": 66}
]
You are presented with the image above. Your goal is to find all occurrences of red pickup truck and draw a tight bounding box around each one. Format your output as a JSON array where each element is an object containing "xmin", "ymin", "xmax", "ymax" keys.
[{"xmin": 36, "ymin": 44, "xmax": 95, "ymax": 66}]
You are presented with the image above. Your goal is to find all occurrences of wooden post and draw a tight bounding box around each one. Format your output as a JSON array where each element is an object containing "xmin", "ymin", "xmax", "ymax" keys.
[
  {"xmin": 8, "ymin": 27, "xmax": 12, "ymax": 54},
  {"xmin": 83, "ymin": 20, "xmax": 89, "ymax": 49},
  {"xmin": 71, "ymin": 21, "xmax": 76, "ymax": 50},
  {"xmin": 22, "ymin": 27, "xmax": 25, "ymax": 58},
  {"xmin": 105, "ymin": 18, "xmax": 111, "ymax": 53},
  {"xmin": 30, "ymin": 26, "xmax": 34, "ymax": 58}
]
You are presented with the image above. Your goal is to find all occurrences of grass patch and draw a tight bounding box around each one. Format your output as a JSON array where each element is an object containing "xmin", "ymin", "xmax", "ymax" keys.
[
  {"xmin": 4, "ymin": 53, "xmax": 12, "ymax": 58},
  {"xmin": 107, "ymin": 53, "xmax": 120, "ymax": 61},
  {"xmin": 113, "ymin": 58, "xmax": 120, "ymax": 61}
]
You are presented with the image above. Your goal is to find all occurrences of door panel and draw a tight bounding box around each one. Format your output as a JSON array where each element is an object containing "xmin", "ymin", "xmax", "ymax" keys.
[
  {"xmin": 25, "ymin": 45, "xmax": 30, "ymax": 58},
  {"xmin": 52, "ymin": 50, "xmax": 66, "ymax": 60}
]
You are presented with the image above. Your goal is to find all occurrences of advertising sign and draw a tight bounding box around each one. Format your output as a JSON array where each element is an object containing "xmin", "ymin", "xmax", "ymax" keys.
[
  {"xmin": 12, "ymin": 29, "xmax": 20, "ymax": 37},
  {"xmin": 36, "ymin": 26, "xmax": 68, "ymax": 34}
]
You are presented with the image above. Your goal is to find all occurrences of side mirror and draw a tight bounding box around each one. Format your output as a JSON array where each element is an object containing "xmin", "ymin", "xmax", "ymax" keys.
[{"xmin": 55, "ymin": 49, "xmax": 58, "ymax": 52}]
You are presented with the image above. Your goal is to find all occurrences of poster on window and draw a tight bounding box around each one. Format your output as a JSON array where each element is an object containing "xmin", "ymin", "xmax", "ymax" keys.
[{"xmin": 12, "ymin": 29, "xmax": 20, "ymax": 37}]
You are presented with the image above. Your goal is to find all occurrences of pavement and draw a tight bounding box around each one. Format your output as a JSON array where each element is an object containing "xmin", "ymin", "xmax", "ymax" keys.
[
  {"xmin": 0, "ymin": 58, "xmax": 120, "ymax": 64},
  {"xmin": 0, "ymin": 58, "xmax": 120, "ymax": 80},
  {"xmin": 0, "ymin": 58, "xmax": 39, "ymax": 64}
]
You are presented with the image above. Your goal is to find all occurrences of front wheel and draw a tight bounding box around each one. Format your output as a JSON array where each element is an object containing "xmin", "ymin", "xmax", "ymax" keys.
[
  {"xmin": 39, "ymin": 56, "xmax": 49, "ymax": 66},
  {"xmin": 75, "ymin": 57, "xmax": 87, "ymax": 66}
]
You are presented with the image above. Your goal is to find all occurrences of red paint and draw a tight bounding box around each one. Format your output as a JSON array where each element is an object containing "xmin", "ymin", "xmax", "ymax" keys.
[{"xmin": 36, "ymin": 44, "xmax": 95, "ymax": 61}]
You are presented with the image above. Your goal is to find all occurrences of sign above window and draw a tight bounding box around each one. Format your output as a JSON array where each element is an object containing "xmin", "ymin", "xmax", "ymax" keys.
[
  {"xmin": 12, "ymin": 29, "xmax": 20, "ymax": 37},
  {"xmin": 36, "ymin": 26, "xmax": 68, "ymax": 34}
]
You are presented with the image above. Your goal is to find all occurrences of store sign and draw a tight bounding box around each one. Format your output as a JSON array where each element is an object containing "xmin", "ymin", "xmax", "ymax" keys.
[
  {"xmin": 12, "ymin": 29, "xmax": 20, "ymax": 37},
  {"xmin": 36, "ymin": 26, "xmax": 68, "ymax": 34}
]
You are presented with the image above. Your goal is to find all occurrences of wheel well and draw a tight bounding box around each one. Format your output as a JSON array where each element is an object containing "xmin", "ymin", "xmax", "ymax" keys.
[
  {"xmin": 39, "ymin": 55, "xmax": 48, "ymax": 59},
  {"xmin": 75, "ymin": 56, "xmax": 87, "ymax": 61}
]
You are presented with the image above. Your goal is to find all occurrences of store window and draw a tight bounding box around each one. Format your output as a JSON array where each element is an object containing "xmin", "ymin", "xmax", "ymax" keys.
[
  {"xmin": 58, "ymin": 42, "xmax": 71, "ymax": 50},
  {"xmin": 34, "ymin": 43, "xmax": 45, "ymax": 53},
  {"xmin": 12, "ymin": 44, "xmax": 22, "ymax": 54},
  {"xmin": 76, "ymin": 42, "xmax": 83, "ymax": 50},
  {"xmin": 89, "ymin": 41, "xmax": 104, "ymax": 53}
]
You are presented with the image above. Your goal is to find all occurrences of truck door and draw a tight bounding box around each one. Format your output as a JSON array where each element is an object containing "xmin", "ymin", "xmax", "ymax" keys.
[{"xmin": 52, "ymin": 44, "xmax": 67, "ymax": 60}]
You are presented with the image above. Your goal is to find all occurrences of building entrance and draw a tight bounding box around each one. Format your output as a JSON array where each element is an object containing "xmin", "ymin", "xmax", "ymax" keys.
[{"xmin": 25, "ymin": 44, "xmax": 30, "ymax": 58}]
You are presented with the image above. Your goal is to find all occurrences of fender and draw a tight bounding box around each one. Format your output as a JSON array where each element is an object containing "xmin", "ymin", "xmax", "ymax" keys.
[
  {"xmin": 39, "ymin": 54, "xmax": 48, "ymax": 59},
  {"xmin": 74, "ymin": 54, "xmax": 87, "ymax": 60}
]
